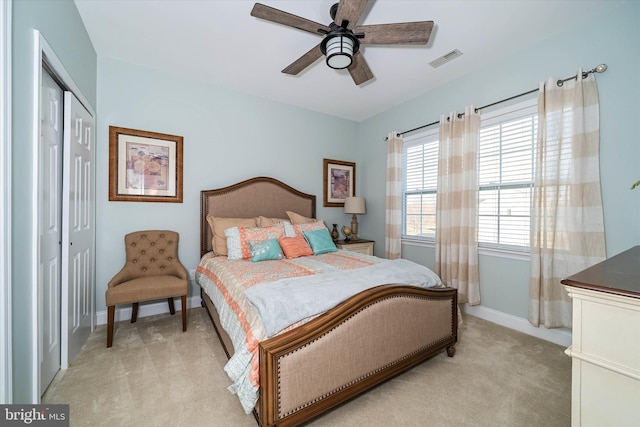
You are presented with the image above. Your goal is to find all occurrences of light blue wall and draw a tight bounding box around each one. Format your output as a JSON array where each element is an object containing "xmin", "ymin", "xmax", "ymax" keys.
[
  {"xmin": 11, "ymin": 0, "xmax": 96, "ymax": 403},
  {"xmin": 10, "ymin": 0, "xmax": 640, "ymax": 403},
  {"xmin": 358, "ymin": 1, "xmax": 640, "ymax": 319},
  {"xmin": 95, "ymin": 58, "xmax": 359, "ymax": 312}
]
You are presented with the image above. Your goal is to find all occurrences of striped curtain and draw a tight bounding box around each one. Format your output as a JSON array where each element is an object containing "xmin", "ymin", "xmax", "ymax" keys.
[
  {"xmin": 435, "ymin": 107, "xmax": 480, "ymax": 305},
  {"xmin": 529, "ymin": 70, "xmax": 606, "ymax": 328},
  {"xmin": 385, "ymin": 132, "xmax": 403, "ymax": 259}
]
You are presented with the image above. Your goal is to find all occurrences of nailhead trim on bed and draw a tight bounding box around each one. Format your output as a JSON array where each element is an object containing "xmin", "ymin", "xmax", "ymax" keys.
[{"xmin": 275, "ymin": 294, "xmax": 454, "ymax": 418}]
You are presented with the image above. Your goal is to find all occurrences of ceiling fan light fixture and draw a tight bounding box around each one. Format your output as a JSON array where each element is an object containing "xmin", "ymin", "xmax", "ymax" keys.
[{"xmin": 325, "ymin": 35, "xmax": 354, "ymax": 69}]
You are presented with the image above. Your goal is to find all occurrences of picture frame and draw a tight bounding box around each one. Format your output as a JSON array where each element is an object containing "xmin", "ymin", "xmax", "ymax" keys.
[
  {"xmin": 108, "ymin": 126, "xmax": 183, "ymax": 203},
  {"xmin": 323, "ymin": 158, "xmax": 355, "ymax": 207}
]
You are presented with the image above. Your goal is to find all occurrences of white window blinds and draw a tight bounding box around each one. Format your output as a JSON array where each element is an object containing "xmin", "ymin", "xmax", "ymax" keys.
[{"xmin": 402, "ymin": 99, "xmax": 537, "ymax": 253}]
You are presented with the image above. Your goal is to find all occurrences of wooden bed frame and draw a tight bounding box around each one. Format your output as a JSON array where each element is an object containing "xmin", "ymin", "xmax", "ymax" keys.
[{"xmin": 199, "ymin": 176, "xmax": 458, "ymax": 427}]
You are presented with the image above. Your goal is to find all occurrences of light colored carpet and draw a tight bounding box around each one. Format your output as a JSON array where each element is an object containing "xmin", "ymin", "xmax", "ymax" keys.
[{"xmin": 42, "ymin": 307, "xmax": 571, "ymax": 426}]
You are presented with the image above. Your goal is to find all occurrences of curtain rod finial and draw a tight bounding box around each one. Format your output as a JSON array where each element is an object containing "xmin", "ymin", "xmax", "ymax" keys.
[{"xmin": 595, "ymin": 64, "xmax": 607, "ymax": 73}]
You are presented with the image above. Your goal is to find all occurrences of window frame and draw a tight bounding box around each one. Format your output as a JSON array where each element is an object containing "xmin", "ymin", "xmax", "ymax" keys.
[{"xmin": 400, "ymin": 98, "xmax": 537, "ymax": 259}]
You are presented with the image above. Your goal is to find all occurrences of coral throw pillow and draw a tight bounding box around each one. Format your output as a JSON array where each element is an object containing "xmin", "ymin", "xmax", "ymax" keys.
[{"xmin": 278, "ymin": 234, "xmax": 313, "ymax": 259}]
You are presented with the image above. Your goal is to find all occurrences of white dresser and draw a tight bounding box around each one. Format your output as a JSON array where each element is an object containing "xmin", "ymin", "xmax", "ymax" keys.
[{"xmin": 562, "ymin": 246, "xmax": 640, "ymax": 427}]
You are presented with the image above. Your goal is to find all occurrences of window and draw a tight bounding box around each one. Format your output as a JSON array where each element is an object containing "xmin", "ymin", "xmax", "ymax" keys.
[
  {"xmin": 403, "ymin": 129, "xmax": 438, "ymax": 239},
  {"xmin": 402, "ymin": 99, "xmax": 537, "ymax": 253},
  {"xmin": 478, "ymin": 101, "xmax": 536, "ymax": 250}
]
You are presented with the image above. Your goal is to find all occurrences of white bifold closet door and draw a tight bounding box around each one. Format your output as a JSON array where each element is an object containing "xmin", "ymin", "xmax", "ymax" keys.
[
  {"xmin": 61, "ymin": 91, "xmax": 95, "ymax": 369},
  {"xmin": 39, "ymin": 78, "xmax": 95, "ymax": 396},
  {"xmin": 40, "ymin": 69, "xmax": 63, "ymax": 394}
]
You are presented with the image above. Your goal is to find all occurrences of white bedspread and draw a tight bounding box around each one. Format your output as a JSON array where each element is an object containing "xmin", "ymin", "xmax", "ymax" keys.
[{"xmin": 243, "ymin": 258, "xmax": 443, "ymax": 337}]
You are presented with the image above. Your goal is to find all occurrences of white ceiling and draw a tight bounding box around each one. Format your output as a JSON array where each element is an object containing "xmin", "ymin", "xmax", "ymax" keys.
[{"xmin": 74, "ymin": 0, "xmax": 613, "ymax": 122}]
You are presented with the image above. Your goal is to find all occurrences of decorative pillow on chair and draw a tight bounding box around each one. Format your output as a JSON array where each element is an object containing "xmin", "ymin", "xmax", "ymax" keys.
[
  {"xmin": 278, "ymin": 234, "xmax": 314, "ymax": 259},
  {"xmin": 250, "ymin": 238, "xmax": 284, "ymax": 262},
  {"xmin": 225, "ymin": 224, "xmax": 286, "ymax": 260},
  {"xmin": 302, "ymin": 228, "xmax": 338, "ymax": 255}
]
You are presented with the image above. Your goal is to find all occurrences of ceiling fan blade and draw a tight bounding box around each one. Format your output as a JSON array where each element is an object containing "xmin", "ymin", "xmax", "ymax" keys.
[
  {"xmin": 348, "ymin": 52, "xmax": 374, "ymax": 85},
  {"xmin": 335, "ymin": 0, "xmax": 369, "ymax": 29},
  {"xmin": 356, "ymin": 21, "xmax": 434, "ymax": 45},
  {"xmin": 251, "ymin": 3, "xmax": 330, "ymax": 36},
  {"xmin": 282, "ymin": 43, "xmax": 324, "ymax": 75}
]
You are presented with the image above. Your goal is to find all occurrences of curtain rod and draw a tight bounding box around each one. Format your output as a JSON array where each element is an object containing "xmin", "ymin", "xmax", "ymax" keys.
[{"xmin": 384, "ymin": 63, "xmax": 608, "ymax": 141}]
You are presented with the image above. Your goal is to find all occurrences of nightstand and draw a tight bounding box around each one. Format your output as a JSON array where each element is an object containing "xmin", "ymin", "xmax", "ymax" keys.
[{"xmin": 335, "ymin": 239, "xmax": 374, "ymax": 256}]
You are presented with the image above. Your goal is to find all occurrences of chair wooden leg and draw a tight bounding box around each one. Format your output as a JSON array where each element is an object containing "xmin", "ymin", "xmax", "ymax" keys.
[
  {"xmin": 107, "ymin": 306, "xmax": 115, "ymax": 348},
  {"xmin": 131, "ymin": 302, "xmax": 139, "ymax": 323},
  {"xmin": 168, "ymin": 297, "xmax": 176, "ymax": 315},
  {"xmin": 181, "ymin": 295, "xmax": 187, "ymax": 332}
]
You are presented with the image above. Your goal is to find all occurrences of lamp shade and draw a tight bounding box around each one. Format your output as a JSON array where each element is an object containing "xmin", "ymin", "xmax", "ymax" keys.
[
  {"xmin": 344, "ymin": 197, "xmax": 366, "ymax": 214},
  {"xmin": 325, "ymin": 35, "xmax": 354, "ymax": 69}
]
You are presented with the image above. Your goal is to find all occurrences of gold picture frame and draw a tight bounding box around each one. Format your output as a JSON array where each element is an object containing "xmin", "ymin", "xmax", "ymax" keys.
[
  {"xmin": 323, "ymin": 158, "xmax": 355, "ymax": 207},
  {"xmin": 108, "ymin": 126, "xmax": 183, "ymax": 203}
]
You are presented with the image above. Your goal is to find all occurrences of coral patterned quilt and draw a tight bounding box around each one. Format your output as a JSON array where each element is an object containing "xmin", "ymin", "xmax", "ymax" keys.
[{"xmin": 195, "ymin": 250, "xmax": 380, "ymax": 413}]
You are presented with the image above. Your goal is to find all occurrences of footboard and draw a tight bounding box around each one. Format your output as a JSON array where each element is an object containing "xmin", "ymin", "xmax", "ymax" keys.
[{"xmin": 258, "ymin": 285, "xmax": 458, "ymax": 427}]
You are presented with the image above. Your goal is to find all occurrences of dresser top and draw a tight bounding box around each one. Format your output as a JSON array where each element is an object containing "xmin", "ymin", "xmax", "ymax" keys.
[{"xmin": 561, "ymin": 246, "xmax": 640, "ymax": 299}]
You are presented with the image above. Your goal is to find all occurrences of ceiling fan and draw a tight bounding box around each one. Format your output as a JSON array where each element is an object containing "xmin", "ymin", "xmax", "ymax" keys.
[{"xmin": 250, "ymin": 0, "xmax": 434, "ymax": 86}]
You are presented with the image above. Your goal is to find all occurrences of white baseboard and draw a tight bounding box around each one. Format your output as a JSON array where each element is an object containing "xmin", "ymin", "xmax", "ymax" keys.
[
  {"xmin": 461, "ymin": 304, "xmax": 572, "ymax": 348},
  {"xmin": 95, "ymin": 296, "xmax": 572, "ymax": 347},
  {"xmin": 96, "ymin": 295, "xmax": 202, "ymax": 326}
]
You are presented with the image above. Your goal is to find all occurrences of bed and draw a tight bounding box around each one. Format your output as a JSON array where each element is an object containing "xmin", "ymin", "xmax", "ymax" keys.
[{"xmin": 196, "ymin": 176, "xmax": 458, "ymax": 427}]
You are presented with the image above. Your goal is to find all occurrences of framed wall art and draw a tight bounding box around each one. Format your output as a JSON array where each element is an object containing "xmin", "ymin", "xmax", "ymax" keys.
[
  {"xmin": 108, "ymin": 126, "xmax": 183, "ymax": 203},
  {"xmin": 323, "ymin": 158, "xmax": 355, "ymax": 207}
]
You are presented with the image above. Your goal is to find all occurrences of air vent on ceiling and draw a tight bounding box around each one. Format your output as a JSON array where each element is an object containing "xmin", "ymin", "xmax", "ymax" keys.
[{"xmin": 429, "ymin": 49, "xmax": 463, "ymax": 68}]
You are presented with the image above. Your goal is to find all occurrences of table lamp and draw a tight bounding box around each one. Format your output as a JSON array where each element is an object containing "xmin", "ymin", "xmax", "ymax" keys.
[{"xmin": 344, "ymin": 196, "xmax": 366, "ymax": 240}]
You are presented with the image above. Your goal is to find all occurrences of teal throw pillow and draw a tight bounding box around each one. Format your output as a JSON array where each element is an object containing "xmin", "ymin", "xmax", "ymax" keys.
[
  {"xmin": 302, "ymin": 228, "xmax": 338, "ymax": 255},
  {"xmin": 250, "ymin": 238, "xmax": 284, "ymax": 262}
]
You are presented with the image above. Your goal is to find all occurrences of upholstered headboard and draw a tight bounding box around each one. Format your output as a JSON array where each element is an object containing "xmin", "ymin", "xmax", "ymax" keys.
[{"xmin": 200, "ymin": 177, "xmax": 316, "ymax": 257}]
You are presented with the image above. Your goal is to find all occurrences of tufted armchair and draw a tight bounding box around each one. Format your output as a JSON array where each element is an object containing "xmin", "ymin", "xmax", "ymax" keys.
[{"xmin": 105, "ymin": 230, "xmax": 188, "ymax": 347}]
